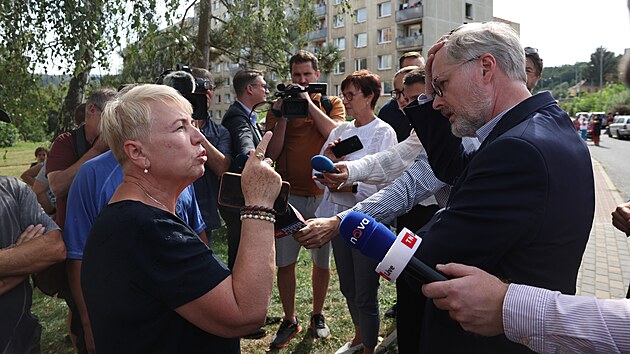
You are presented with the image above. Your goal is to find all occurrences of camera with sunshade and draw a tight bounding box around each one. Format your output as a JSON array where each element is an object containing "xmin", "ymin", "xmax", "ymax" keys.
[{"xmin": 275, "ymin": 83, "xmax": 327, "ymax": 119}]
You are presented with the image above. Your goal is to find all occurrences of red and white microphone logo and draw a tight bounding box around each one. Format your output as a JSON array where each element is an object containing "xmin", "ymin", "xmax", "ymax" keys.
[{"xmin": 400, "ymin": 231, "xmax": 417, "ymax": 249}]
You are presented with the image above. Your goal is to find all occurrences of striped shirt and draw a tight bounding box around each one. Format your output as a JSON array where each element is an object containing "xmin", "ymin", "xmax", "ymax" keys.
[
  {"xmin": 337, "ymin": 137, "xmax": 479, "ymax": 224},
  {"xmin": 504, "ymin": 283, "xmax": 630, "ymax": 353}
]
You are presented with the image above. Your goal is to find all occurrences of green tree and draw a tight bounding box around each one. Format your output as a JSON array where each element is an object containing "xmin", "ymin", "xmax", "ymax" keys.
[
  {"xmin": 0, "ymin": 0, "xmax": 181, "ymax": 137},
  {"xmin": 584, "ymin": 47, "xmax": 620, "ymax": 86},
  {"xmin": 121, "ymin": 0, "xmax": 346, "ymax": 83}
]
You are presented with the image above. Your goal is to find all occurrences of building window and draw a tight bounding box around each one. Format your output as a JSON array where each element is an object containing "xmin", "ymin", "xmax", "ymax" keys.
[
  {"xmin": 465, "ymin": 3, "xmax": 473, "ymax": 20},
  {"xmin": 334, "ymin": 37, "xmax": 346, "ymax": 51},
  {"xmin": 212, "ymin": 0, "xmax": 219, "ymax": 10},
  {"xmin": 354, "ymin": 58, "xmax": 367, "ymax": 71},
  {"xmin": 383, "ymin": 81, "xmax": 392, "ymax": 94},
  {"xmin": 406, "ymin": 23, "xmax": 421, "ymax": 37},
  {"xmin": 225, "ymin": 93, "xmax": 232, "ymax": 103},
  {"xmin": 333, "ymin": 15, "xmax": 344, "ymax": 28},
  {"xmin": 334, "ymin": 61, "xmax": 346, "ymax": 74},
  {"xmin": 214, "ymin": 63, "xmax": 221, "ymax": 72},
  {"xmin": 355, "ymin": 8, "xmax": 367, "ymax": 23},
  {"xmin": 216, "ymin": 95, "xmax": 221, "ymax": 104},
  {"xmin": 334, "ymin": 84, "xmax": 340, "ymax": 96},
  {"xmin": 378, "ymin": 55, "xmax": 392, "ymax": 70},
  {"xmin": 354, "ymin": 33, "xmax": 367, "ymax": 48},
  {"xmin": 216, "ymin": 110, "xmax": 222, "ymax": 119},
  {"xmin": 377, "ymin": 28, "xmax": 392, "ymax": 43},
  {"xmin": 224, "ymin": 77, "xmax": 231, "ymax": 86},
  {"xmin": 377, "ymin": 2, "xmax": 392, "ymax": 17},
  {"xmin": 334, "ymin": 0, "xmax": 342, "ymax": 4}
]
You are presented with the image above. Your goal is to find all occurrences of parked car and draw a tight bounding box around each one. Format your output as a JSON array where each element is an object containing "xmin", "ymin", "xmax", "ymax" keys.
[{"xmin": 608, "ymin": 115, "xmax": 630, "ymax": 139}]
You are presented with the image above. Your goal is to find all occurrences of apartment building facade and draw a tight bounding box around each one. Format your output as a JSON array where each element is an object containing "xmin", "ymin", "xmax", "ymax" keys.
[{"xmin": 208, "ymin": 0, "xmax": 495, "ymax": 122}]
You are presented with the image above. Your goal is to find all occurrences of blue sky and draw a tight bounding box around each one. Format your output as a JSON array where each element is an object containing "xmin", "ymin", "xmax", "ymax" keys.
[{"xmin": 494, "ymin": 0, "xmax": 630, "ymax": 67}]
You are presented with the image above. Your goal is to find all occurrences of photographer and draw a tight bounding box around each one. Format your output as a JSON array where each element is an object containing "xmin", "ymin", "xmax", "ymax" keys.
[
  {"xmin": 162, "ymin": 69, "xmax": 232, "ymax": 246},
  {"xmin": 190, "ymin": 68, "xmax": 232, "ymax": 245},
  {"xmin": 265, "ymin": 50, "xmax": 345, "ymax": 349}
]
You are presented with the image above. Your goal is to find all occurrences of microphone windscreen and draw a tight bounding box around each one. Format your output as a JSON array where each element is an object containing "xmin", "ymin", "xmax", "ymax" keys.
[
  {"xmin": 311, "ymin": 155, "xmax": 335, "ymax": 172},
  {"xmin": 338, "ymin": 211, "xmax": 396, "ymax": 261}
]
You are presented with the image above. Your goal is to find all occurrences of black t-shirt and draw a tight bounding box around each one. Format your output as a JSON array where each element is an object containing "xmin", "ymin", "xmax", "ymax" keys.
[{"xmin": 82, "ymin": 200, "xmax": 239, "ymax": 354}]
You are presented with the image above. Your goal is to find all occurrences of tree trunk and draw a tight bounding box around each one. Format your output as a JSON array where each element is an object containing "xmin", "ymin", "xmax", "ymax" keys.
[
  {"xmin": 56, "ymin": 49, "xmax": 91, "ymax": 137},
  {"xmin": 194, "ymin": 0, "xmax": 211, "ymax": 69}
]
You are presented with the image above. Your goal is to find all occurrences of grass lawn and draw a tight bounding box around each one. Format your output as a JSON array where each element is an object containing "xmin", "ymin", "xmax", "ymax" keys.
[{"xmin": 2, "ymin": 142, "xmax": 400, "ymax": 354}]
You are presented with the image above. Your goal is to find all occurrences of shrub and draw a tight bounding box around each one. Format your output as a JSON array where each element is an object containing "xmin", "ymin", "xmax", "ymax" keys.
[{"xmin": 0, "ymin": 123, "xmax": 19, "ymax": 147}]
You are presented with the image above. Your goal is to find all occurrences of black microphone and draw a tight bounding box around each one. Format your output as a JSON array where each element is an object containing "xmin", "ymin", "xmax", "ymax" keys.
[{"xmin": 338, "ymin": 211, "xmax": 448, "ymax": 283}]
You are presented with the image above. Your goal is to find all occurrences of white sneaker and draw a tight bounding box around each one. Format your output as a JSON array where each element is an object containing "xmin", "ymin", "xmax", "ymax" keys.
[{"xmin": 334, "ymin": 342, "xmax": 364, "ymax": 354}]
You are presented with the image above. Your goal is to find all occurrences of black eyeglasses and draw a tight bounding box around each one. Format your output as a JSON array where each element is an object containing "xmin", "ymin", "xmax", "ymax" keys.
[
  {"xmin": 431, "ymin": 57, "xmax": 479, "ymax": 97},
  {"xmin": 390, "ymin": 89, "xmax": 404, "ymax": 99},
  {"xmin": 524, "ymin": 47, "xmax": 538, "ymax": 55},
  {"xmin": 342, "ymin": 91, "xmax": 362, "ymax": 102}
]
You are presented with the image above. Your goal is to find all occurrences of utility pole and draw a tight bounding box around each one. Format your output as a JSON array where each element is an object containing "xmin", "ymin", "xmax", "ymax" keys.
[{"xmin": 599, "ymin": 48, "xmax": 604, "ymax": 111}]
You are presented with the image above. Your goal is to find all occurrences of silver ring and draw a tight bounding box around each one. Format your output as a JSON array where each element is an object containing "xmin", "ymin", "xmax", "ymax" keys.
[
  {"xmin": 255, "ymin": 152, "xmax": 265, "ymax": 160},
  {"xmin": 263, "ymin": 157, "xmax": 274, "ymax": 166}
]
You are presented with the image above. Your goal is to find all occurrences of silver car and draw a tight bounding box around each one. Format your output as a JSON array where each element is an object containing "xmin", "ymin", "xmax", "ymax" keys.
[{"xmin": 608, "ymin": 116, "xmax": 630, "ymax": 139}]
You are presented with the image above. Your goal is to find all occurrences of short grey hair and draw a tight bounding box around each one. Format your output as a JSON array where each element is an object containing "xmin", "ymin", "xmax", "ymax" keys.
[
  {"xmin": 444, "ymin": 22, "xmax": 526, "ymax": 84},
  {"xmin": 101, "ymin": 84, "xmax": 192, "ymax": 165}
]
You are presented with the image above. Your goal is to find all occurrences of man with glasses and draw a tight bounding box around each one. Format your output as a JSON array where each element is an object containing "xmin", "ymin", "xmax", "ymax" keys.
[
  {"xmin": 379, "ymin": 52, "xmax": 425, "ymax": 142},
  {"xmin": 524, "ymin": 47, "xmax": 544, "ymax": 92},
  {"xmin": 400, "ymin": 22, "xmax": 594, "ymax": 353},
  {"xmin": 220, "ymin": 69, "xmax": 274, "ymax": 340},
  {"xmin": 221, "ymin": 69, "xmax": 269, "ymax": 270},
  {"xmin": 189, "ymin": 67, "xmax": 232, "ymax": 246},
  {"xmin": 265, "ymin": 50, "xmax": 345, "ymax": 349}
]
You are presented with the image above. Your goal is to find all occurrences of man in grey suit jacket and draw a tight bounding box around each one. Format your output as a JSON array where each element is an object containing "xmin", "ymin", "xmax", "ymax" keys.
[{"xmin": 221, "ymin": 69, "xmax": 269, "ymax": 269}]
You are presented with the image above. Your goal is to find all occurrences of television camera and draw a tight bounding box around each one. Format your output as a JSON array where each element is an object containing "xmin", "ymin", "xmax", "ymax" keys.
[{"xmin": 275, "ymin": 83, "xmax": 328, "ymax": 119}]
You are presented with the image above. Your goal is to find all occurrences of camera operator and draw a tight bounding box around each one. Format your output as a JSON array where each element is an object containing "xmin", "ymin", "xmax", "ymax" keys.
[
  {"xmin": 189, "ymin": 68, "xmax": 232, "ymax": 245},
  {"xmin": 161, "ymin": 69, "xmax": 231, "ymax": 246},
  {"xmin": 265, "ymin": 50, "xmax": 345, "ymax": 349}
]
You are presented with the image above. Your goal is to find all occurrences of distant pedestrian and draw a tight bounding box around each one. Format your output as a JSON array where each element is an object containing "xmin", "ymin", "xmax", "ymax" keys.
[
  {"xmin": 579, "ymin": 115, "xmax": 588, "ymax": 140},
  {"xmin": 592, "ymin": 114, "xmax": 602, "ymax": 146}
]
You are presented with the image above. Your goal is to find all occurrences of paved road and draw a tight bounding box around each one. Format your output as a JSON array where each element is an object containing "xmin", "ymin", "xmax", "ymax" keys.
[
  {"xmin": 587, "ymin": 134, "xmax": 630, "ymax": 201},
  {"xmin": 575, "ymin": 135, "xmax": 630, "ymax": 299}
]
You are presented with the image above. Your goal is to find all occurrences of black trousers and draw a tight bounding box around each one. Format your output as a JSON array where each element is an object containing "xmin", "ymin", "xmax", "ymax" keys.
[
  {"xmin": 395, "ymin": 204, "xmax": 440, "ymax": 354},
  {"xmin": 219, "ymin": 206, "xmax": 242, "ymax": 270}
]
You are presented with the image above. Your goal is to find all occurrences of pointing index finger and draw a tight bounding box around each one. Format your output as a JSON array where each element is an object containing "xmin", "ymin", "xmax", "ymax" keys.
[{"xmin": 253, "ymin": 131, "xmax": 273, "ymax": 158}]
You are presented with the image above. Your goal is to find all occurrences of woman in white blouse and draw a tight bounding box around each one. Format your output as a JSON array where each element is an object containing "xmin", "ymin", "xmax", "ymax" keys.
[{"xmin": 315, "ymin": 70, "xmax": 397, "ymax": 354}]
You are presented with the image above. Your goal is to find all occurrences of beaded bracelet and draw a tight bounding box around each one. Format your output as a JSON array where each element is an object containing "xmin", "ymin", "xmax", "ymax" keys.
[
  {"xmin": 240, "ymin": 205, "xmax": 277, "ymax": 216},
  {"xmin": 240, "ymin": 213, "xmax": 276, "ymax": 223}
]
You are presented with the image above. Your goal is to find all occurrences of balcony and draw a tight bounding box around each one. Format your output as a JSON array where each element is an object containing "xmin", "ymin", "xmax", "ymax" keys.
[
  {"xmin": 308, "ymin": 27, "xmax": 328, "ymax": 41},
  {"xmin": 396, "ymin": 4, "xmax": 423, "ymax": 23},
  {"xmin": 315, "ymin": 4, "xmax": 326, "ymax": 17},
  {"xmin": 396, "ymin": 34, "xmax": 423, "ymax": 50}
]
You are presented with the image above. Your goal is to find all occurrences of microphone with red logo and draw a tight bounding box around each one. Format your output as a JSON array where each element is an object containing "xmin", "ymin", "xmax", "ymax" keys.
[{"xmin": 338, "ymin": 211, "xmax": 448, "ymax": 283}]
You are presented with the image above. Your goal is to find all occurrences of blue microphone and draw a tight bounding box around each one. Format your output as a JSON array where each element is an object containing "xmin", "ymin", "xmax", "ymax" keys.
[
  {"xmin": 339, "ymin": 211, "xmax": 448, "ymax": 283},
  {"xmin": 311, "ymin": 155, "xmax": 341, "ymax": 173}
]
